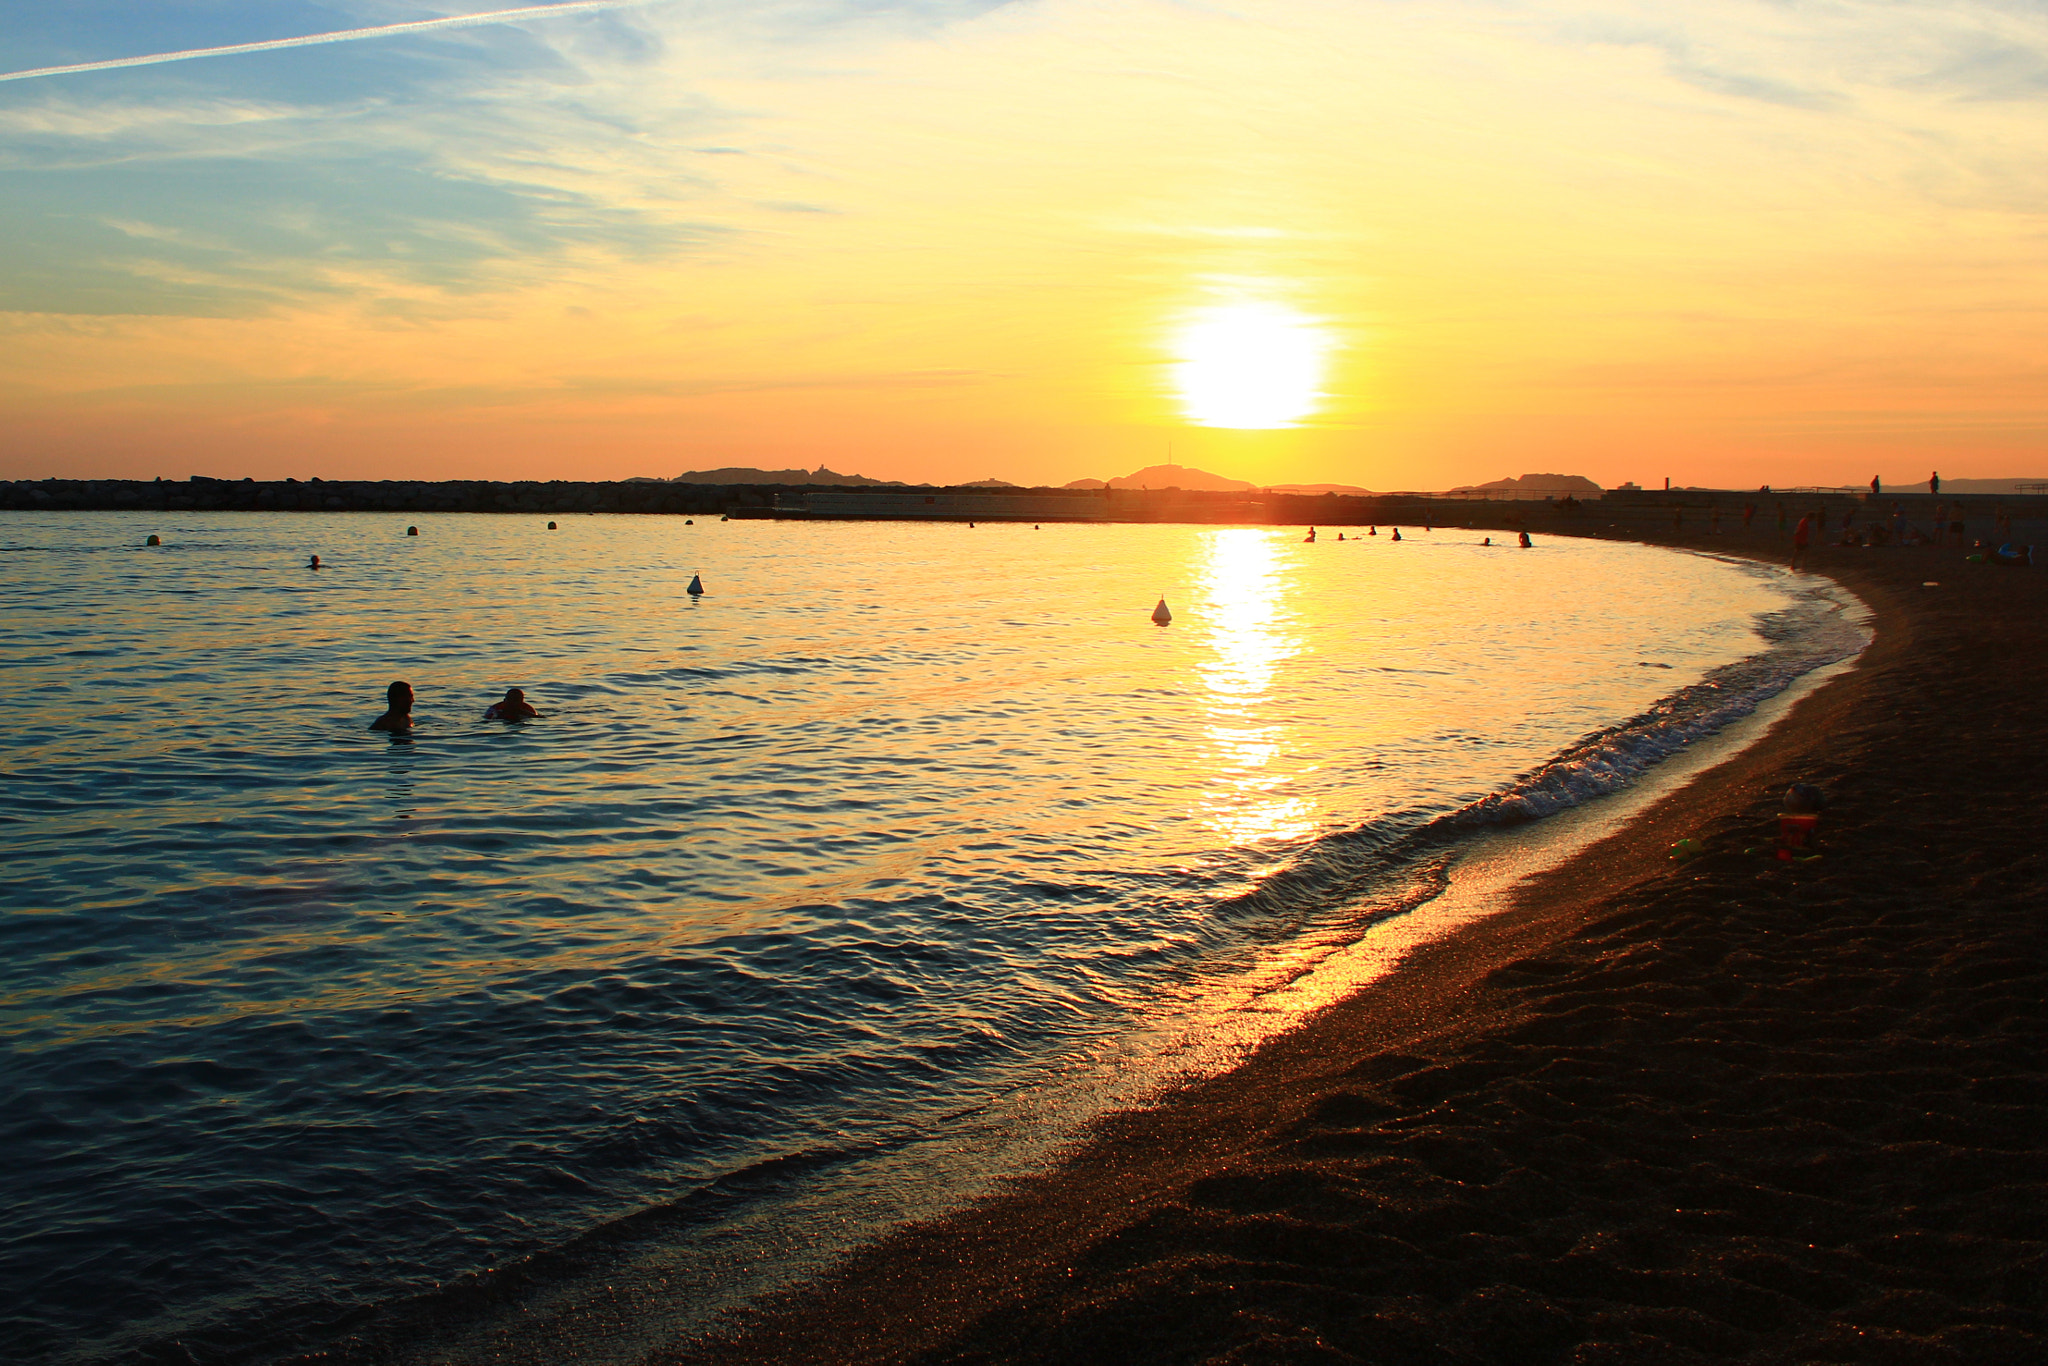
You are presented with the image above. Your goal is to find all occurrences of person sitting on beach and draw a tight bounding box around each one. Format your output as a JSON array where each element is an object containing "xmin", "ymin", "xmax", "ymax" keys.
[
  {"xmin": 484, "ymin": 688, "xmax": 540, "ymax": 721},
  {"xmin": 370, "ymin": 681, "xmax": 414, "ymax": 732}
]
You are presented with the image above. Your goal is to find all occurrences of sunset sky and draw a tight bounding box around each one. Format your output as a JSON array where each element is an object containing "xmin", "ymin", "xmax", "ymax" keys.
[{"xmin": 4, "ymin": 0, "xmax": 2045, "ymax": 490}]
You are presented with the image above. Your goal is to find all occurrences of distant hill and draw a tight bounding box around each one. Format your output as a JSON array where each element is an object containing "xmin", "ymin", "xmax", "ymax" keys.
[
  {"xmin": 958, "ymin": 478, "xmax": 1020, "ymax": 489},
  {"xmin": 1106, "ymin": 464, "xmax": 1258, "ymax": 493},
  {"xmin": 670, "ymin": 465, "xmax": 904, "ymax": 486},
  {"xmin": 1063, "ymin": 478, "xmax": 1108, "ymax": 490},
  {"xmin": 1445, "ymin": 473, "xmax": 1602, "ymax": 498},
  {"xmin": 1266, "ymin": 483, "xmax": 1377, "ymax": 495}
]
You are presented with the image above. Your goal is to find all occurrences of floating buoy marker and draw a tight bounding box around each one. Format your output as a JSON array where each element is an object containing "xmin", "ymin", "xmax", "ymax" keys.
[
  {"xmin": 1151, "ymin": 597, "xmax": 1172, "ymax": 626},
  {"xmin": 547, "ymin": 521, "xmax": 557, "ymax": 530},
  {"xmin": 145, "ymin": 535, "xmax": 161, "ymax": 546},
  {"xmin": 406, "ymin": 525, "xmax": 419, "ymax": 536},
  {"xmin": 687, "ymin": 574, "xmax": 705, "ymax": 597}
]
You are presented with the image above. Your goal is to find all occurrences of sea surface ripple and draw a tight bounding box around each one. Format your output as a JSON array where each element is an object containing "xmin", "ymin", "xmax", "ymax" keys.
[{"xmin": 0, "ymin": 513, "xmax": 1862, "ymax": 1363}]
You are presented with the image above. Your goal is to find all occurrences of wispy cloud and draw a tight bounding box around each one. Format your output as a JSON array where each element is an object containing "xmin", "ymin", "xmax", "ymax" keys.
[{"xmin": 0, "ymin": 2, "xmax": 665, "ymax": 85}]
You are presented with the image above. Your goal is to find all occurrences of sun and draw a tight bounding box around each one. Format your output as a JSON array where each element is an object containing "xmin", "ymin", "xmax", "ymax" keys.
[{"xmin": 1170, "ymin": 301, "xmax": 1330, "ymax": 429}]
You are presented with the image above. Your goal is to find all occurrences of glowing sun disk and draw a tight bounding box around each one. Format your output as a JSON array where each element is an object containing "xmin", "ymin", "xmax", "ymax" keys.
[{"xmin": 1171, "ymin": 302, "xmax": 1329, "ymax": 429}]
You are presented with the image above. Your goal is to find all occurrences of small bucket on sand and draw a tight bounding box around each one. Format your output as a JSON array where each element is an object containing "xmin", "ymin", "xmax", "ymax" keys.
[{"xmin": 1777, "ymin": 812, "xmax": 1819, "ymax": 858}]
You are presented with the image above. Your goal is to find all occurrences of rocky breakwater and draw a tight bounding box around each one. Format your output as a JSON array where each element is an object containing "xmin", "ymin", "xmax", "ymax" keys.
[{"xmin": 0, "ymin": 477, "xmax": 792, "ymax": 516}]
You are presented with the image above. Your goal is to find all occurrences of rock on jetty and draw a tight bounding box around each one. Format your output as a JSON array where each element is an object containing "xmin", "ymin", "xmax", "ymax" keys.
[{"xmin": 0, "ymin": 477, "xmax": 781, "ymax": 516}]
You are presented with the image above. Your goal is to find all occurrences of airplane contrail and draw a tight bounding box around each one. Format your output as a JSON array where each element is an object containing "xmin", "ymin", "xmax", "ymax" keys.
[{"xmin": 0, "ymin": 1, "xmax": 660, "ymax": 84}]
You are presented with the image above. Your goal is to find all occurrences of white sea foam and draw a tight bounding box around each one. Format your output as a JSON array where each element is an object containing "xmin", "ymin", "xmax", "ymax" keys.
[{"xmin": 1445, "ymin": 573, "xmax": 1870, "ymax": 828}]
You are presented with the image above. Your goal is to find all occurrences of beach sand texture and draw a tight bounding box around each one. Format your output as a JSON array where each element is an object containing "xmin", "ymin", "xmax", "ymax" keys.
[{"xmin": 654, "ymin": 519, "xmax": 2047, "ymax": 1366}]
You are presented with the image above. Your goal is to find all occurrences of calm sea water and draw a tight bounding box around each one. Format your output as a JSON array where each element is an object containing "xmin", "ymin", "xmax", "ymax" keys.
[{"xmin": 0, "ymin": 513, "xmax": 1864, "ymax": 1363}]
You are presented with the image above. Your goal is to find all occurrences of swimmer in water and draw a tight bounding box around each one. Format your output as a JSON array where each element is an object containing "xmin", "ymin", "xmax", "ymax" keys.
[
  {"xmin": 1391, "ymin": 527, "xmax": 1402, "ymax": 541},
  {"xmin": 1519, "ymin": 530, "xmax": 1534, "ymax": 548},
  {"xmin": 370, "ymin": 681, "xmax": 414, "ymax": 732},
  {"xmin": 1482, "ymin": 536, "xmax": 1492, "ymax": 546},
  {"xmin": 308, "ymin": 555, "xmax": 321, "ymax": 569},
  {"xmin": 484, "ymin": 687, "xmax": 540, "ymax": 721}
]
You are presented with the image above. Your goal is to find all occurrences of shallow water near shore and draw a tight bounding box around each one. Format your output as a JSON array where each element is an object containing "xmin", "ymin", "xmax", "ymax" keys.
[{"xmin": 0, "ymin": 513, "xmax": 1866, "ymax": 1362}]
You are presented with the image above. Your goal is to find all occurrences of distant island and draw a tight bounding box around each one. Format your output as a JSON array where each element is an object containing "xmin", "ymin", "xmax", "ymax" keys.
[
  {"xmin": 1445, "ymin": 473, "xmax": 1604, "ymax": 499},
  {"xmin": 666, "ymin": 465, "xmax": 907, "ymax": 487},
  {"xmin": 643, "ymin": 461, "xmax": 1616, "ymax": 497}
]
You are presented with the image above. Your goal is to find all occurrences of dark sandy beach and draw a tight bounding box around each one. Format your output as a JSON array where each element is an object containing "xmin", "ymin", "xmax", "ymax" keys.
[{"xmin": 658, "ymin": 513, "xmax": 2048, "ymax": 1366}]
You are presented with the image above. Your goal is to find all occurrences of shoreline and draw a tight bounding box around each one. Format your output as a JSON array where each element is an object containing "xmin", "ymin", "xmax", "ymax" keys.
[{"xmin": 638, "ymin": 520, "xmax": 2046, "ymax": 1365}]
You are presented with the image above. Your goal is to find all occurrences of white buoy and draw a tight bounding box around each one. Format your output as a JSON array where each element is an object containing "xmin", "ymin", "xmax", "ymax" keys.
[
  {"xmin": 1151, "ymin": 597, "xmax": 1172, "ymax": 625},
  {"xmin": 687, "ymin": 574, "xmax": 705, "ymax": 596}
]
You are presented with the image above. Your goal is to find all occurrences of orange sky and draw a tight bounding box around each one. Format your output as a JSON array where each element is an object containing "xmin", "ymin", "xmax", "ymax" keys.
[{"xmin": 4, "ymin": 0, "xmax": 2046, "ymax": 489}]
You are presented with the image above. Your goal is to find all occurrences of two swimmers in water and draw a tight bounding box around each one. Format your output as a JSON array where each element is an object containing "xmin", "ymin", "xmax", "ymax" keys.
[{"xmin": 369, "ymin": 682, "xmax": 541, "ymax": 732}]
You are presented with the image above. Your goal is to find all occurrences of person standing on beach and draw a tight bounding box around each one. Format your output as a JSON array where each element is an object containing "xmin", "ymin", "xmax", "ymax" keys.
[
  {"xmin": 1790, "ymin": 513, "xmax": 1814, "ymax": 570},
  {"xmin": 370, "ymin": 681, "xmax": 414, "ymax": 733},
  {"xmin": 1871, "ymin": 475, "xmax": 1881, "ymax": 499},
  {"xmin": 1930, "ymin": 471, "xmax": 1940, "ymax": 495}
]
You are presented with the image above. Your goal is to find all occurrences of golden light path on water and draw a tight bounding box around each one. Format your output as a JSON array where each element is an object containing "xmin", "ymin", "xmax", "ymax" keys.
[{"xmin": 1193, "ymin": 528, "xmax": 1316, "ymax": 845}]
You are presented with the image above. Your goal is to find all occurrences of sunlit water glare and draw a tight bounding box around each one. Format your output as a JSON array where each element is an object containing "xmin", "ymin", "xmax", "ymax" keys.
[{"xmin": 0, "ymin": 514, "xmax": 1861, "ymax": 1362}]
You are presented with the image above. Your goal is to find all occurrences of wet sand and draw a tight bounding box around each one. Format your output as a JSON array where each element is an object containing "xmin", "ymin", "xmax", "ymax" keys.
[{"xmin": 668, "ymin": 518, "xmax": 2048, "ymax": 1366}]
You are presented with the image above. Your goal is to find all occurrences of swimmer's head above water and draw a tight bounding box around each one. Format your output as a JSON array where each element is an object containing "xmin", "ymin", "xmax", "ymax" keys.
[
  {"xmin": 370, "ymin": 680, "xmax": 414, "ymax": 732},
  {"xmin": 485, "ymin": 687, "xmax": 540, "ymax": 721}
]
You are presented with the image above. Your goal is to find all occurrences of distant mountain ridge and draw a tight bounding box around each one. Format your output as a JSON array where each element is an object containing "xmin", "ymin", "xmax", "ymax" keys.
[
  {"xmin": 662, "ymin": 462, "xmax": 1616, "ymax": 496},
  {"xmin": 1096, "ymin": 464, "xmax": 1258, "ymax": 492},
  {"xmin": 669, "ymin": 465, "xmax": 905, "ymax": 486},
  {"xmin": 1447, "ymin": 473, "xmax": 1603, "ymax": 496}
]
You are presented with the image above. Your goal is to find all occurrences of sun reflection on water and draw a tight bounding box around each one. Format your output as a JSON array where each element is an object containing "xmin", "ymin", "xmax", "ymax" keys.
[{"xmin": 1194, "ymin": 529, "xmax": 1317, "ymax": 845}]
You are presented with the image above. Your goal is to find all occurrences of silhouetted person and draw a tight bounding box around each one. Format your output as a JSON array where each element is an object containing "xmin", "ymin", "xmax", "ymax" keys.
[
  {"xmin": 1929, "ymin": 471, "xmax": 1940, "ymax": 495},
  {"xmin": 1304, "ymin": 527, "xmax": 1317, "ymax": 542},
  {"xmin": 308, "ymin": 555, "xmax": 321, "ymax": 569},
  {"xmin": 1391, "ymin": 527, "xmax": 1403, "ymax": 541},
  {"xmin": 371, "ymin": 681, "xmax": 414, "ymax": 732},
  {"xmin": 1519, "ymin": 530, "xmax": 1533, "ymax": 548},
  {"xmin": 1870, "ymin": 475, "xmax": 1880, "ymax": 499},
  {"xmin": 1482, "ymin": 536, "xmax": 1492, "ymax": 546},
  {"xmin": 1790, "ymin": 514, "xmax": 1814, "ymax": 570},
  {"xmin": 485, "ymin": 688, "xmax": 540, "ymax": 721}
]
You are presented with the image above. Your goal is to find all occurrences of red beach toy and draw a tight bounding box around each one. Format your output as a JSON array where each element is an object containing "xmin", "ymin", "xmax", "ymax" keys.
[
  {"xmin": 1776, "ymin": 813, "xmax": 1819, "ymax": 859},
  {"xmin": 1776, "ymin": 783, "xmax": 1826, "ymax": 860}
]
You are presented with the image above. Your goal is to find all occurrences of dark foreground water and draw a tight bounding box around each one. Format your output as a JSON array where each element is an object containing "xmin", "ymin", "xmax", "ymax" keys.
[{"xmin": 0, "ymin": 514, "xmax": 1866, "ymax": 1362}]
